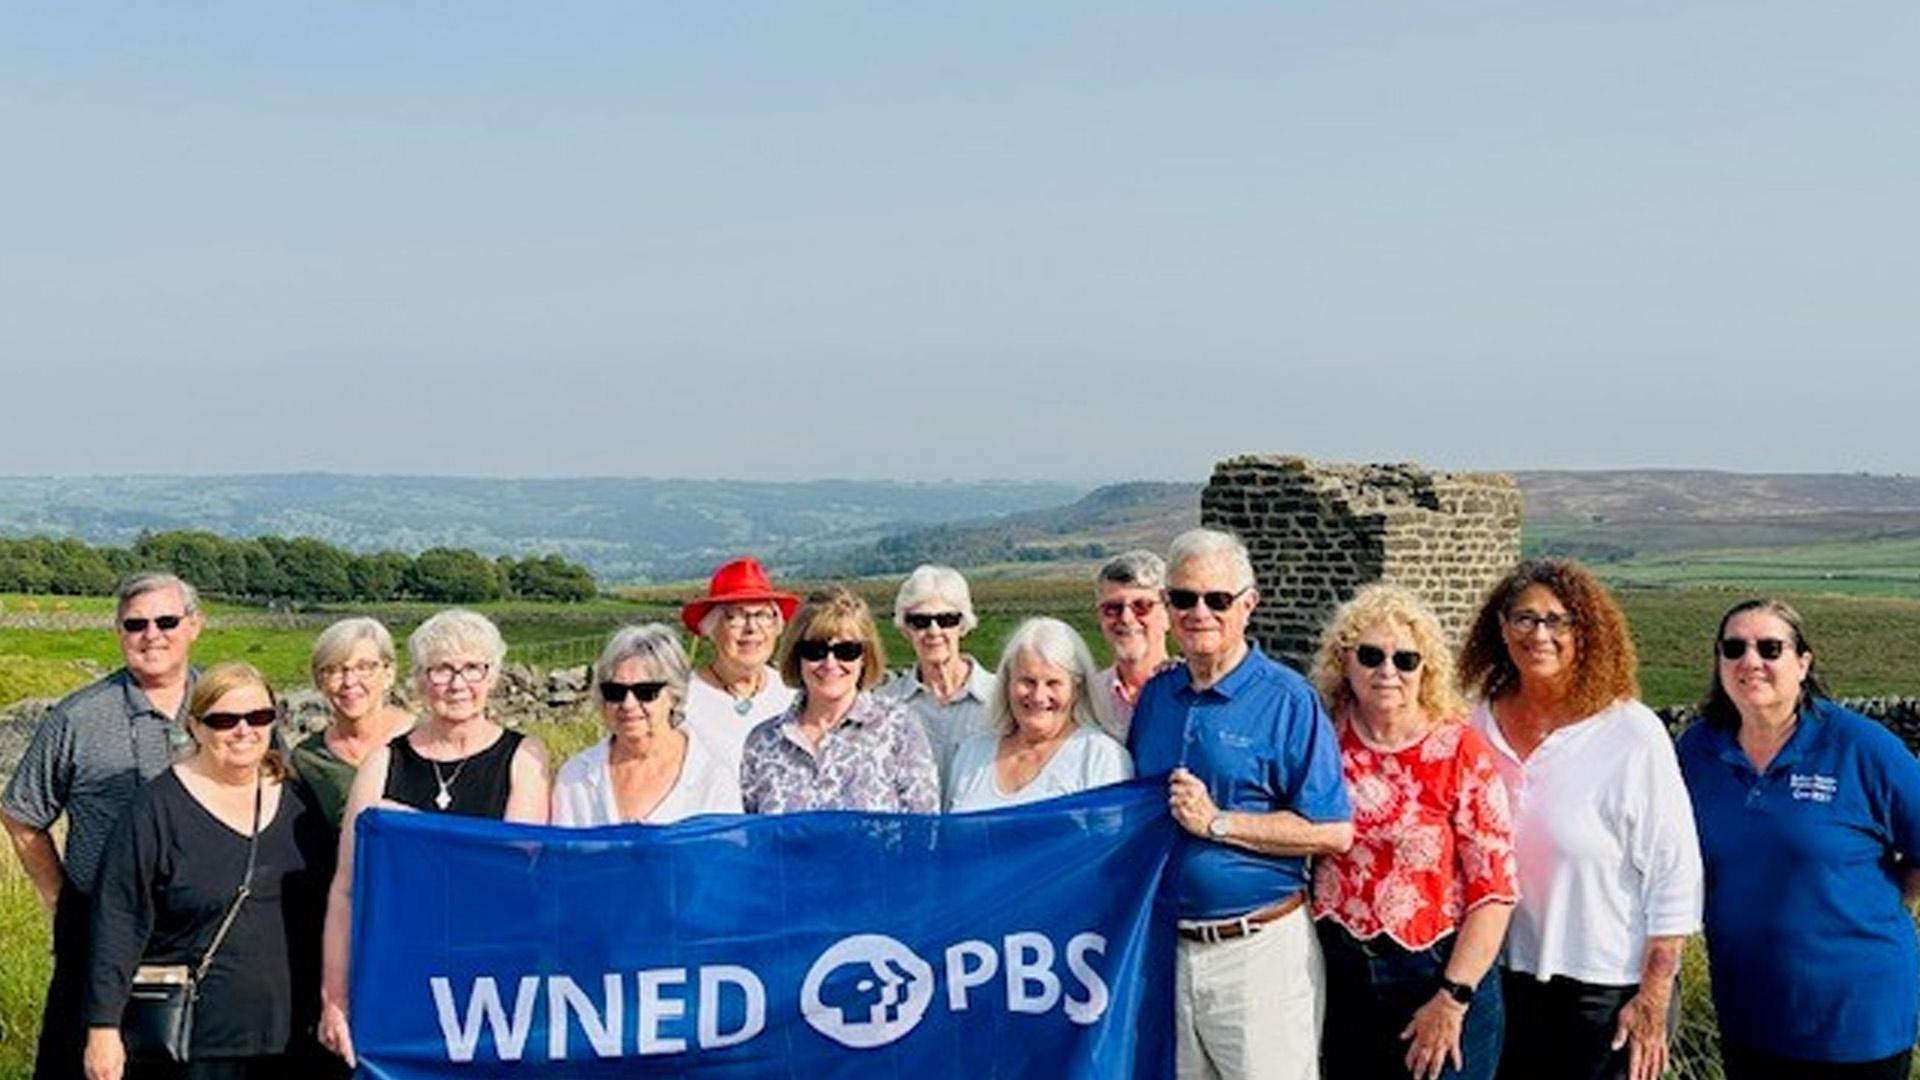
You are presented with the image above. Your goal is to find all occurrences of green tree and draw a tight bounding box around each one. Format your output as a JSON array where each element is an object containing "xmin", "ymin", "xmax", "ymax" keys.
[
  {"xmin": 347, "ymin": 552, "xmax": 411, "ymax": 601},
  {"xmin": 404, "ymin": 548, "xmax": 504, "ymax": 603},
  {"xmin": 507, "ymin": 555, "xmax": 597, "ymax": 602}
]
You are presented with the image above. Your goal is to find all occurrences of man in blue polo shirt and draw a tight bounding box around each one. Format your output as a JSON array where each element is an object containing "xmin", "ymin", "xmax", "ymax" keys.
[{"xmin": 1129, "ymin": 528, "xmax": 1352, "ymax": 1080}]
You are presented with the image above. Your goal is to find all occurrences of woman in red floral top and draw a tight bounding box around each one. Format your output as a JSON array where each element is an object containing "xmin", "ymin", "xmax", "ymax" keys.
[{"xmin": 1310, "ymin": 584, "xmax": 1518, "ymax": 1080}]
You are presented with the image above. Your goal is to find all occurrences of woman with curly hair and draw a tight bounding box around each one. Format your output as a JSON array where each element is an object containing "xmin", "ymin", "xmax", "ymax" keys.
[
  {"xmin": 1310, "ymin": 585, "xmax": 1517, "ymax": 1080},
  {"xmin": 1458, "ymin": 560, "xmax": 1702, "ymax": 1080}
]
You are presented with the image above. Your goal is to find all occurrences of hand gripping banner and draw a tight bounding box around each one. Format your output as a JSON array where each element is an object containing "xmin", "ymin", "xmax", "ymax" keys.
[{"xmin": 351, "ymin": 779, "xmax": 1180, "ymax": 1078}]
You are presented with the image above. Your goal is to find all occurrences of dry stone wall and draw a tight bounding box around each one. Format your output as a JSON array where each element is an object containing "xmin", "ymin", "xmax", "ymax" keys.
[{"xmin": 1200, "ymin": 455, "xmax": 1523, "ymax": 668}]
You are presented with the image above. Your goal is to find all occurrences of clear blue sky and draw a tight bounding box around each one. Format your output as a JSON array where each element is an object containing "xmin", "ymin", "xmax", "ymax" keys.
[{"xmin": 3, "ymin": 4, "xmax": 1915, "ymax": 481}]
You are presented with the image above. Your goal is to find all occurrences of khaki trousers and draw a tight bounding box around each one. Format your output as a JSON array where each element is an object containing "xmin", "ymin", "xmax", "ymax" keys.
[{"xmin": 1175, "ymin": 904, "xmax": 1325, "ymax": 1080}]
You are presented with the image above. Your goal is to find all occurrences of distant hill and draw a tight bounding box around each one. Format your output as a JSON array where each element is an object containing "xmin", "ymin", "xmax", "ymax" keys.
[
  {"xmin": 0, "ymin": 475, "xmax": 1085, "ymax": 582},
  {"xmin": 809, "ymin": 470, "xmax": 1920, "ymax": 576}
]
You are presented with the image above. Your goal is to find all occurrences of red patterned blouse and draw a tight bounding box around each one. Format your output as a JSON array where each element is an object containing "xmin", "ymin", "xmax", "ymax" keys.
[{"xmin": 1311, "ymin": 716, "xmax": 1519, "ymax": 949}]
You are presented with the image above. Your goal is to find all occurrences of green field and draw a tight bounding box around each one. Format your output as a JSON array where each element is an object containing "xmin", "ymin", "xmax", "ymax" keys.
[
  {"xmin": 7, "ymin": 580, "xmax": 1920, "ymax": 1078},
  {"xmin": 1540, "ymin": 533, "xmax": 1920, "ymax": 598}
]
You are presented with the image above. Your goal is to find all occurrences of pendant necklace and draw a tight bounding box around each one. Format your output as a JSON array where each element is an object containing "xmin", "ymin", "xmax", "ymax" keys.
[
  {"xmin": 429, "ymin": 755, "xmax": 470, "ymax": 811},
  {"xmin": 713, "ymin": 666, "xmax": 761, "ymax": 716}
]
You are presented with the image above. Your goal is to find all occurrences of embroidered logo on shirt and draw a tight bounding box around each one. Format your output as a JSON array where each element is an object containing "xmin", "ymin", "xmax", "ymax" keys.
[{"xmin": 1789, "ymin": 773, "xmax": 1838, "ymax": 803}]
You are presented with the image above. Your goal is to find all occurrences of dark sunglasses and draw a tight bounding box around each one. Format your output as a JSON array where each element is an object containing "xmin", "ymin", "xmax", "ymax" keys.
[
  {"xmin": 796, "ymin": 639, "xmax": 866, "ymax": 663},
  {"xmin": 1354, "ymin": 645, "xmax": 1423, "ymax": 673},
  {"xmin": 1099, "ymin": 598, "xmax": 1160, "ymax": 620},
  {"xmin": 904, "ymin": 611, "xmax": 964, "ymax": 631},
  {"xmin": 1165, "ymin": 587, "xmax": 1248, "ymax": 613},
  {"xmin": 1719, "ymin": 637, "xmax": 1792, "ymax": 662},
  {"xmin": 121, "ymin": 614, "xmax": 186, "ymax": 634},
  {"xmin": 197, "ymin": 708, "xmax": 277, "ymax": 731},
  {"xmin": 599, "ymin": 680, "xmax": 669, "ymax": 705}
]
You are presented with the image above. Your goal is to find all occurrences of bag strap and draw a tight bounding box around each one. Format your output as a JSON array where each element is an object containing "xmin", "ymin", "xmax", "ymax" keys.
[{"xmin": 192, "ymin": 771, "xmax": 264, "ymax": 986}]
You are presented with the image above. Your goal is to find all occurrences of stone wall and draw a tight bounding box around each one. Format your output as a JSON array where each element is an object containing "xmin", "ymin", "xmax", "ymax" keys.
[{"xmin": 1200, "ymin": 455, "xmax": 1523, "ymax": 668}]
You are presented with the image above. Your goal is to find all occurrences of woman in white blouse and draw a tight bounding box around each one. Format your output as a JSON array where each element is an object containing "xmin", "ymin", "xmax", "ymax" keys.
[
  {"xmin": 1458, "ymin": 560, "xmax": 1703, "ymax": 1080},
  {"xmin": 553, "ymin": 623, "xmax": 742, "ymax": 826},
  {"xmin": 945, "ymin": 617, "xmax": 1132, "ymax": 813}
]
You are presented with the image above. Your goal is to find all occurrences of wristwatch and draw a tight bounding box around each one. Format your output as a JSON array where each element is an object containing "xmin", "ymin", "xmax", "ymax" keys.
[
  {"xmin": 1206, "ymin": 813, "xmax": 1231, "ymax": 841},
  {"xmin": 1436, "ymin": 975, "xmax": 1475, "ymax": 1006}
]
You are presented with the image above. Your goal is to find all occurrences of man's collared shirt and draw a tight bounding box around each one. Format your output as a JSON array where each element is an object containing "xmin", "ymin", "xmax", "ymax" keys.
[
  {"xmin": 875, "ymin": 657, "xmax": 996, "ymax": 782},
  {"xmin": 740, "ymin": 691, "xmax": 941, "ymax": 814},
  {"xmin": 1128, "ymin": 645, "xmax": 1350, "ymax": 921},
  {"xmin": 2, "ymin": 668, "xmax": 192, "ymax": 893}
]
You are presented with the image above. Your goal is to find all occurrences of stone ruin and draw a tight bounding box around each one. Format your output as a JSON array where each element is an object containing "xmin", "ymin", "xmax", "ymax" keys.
[{"xmin": 1200, "ymin": 455, "xmax": 1523, "ymax": 669}]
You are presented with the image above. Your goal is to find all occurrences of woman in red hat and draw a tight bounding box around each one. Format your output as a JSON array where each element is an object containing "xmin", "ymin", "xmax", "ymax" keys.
[{"xmin": 680, "ymin": 557, "xmax": 801, "ymax": 773}]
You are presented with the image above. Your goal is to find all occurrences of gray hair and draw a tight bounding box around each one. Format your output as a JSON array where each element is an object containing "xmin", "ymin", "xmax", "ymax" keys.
[
  {"xmin": 986, "ymin": 617, "xmax": 1102, "ymax": 737},
  {"xmin": 310, "ymin": 617, "xmax": 397, "ymax": 685},
  {"xmin": 407, "ymin": 609, "xmax": 508, "ymax": 674},
  {"xmin": 892, "ymin": 564, "xmax": 978, "ymax": 633},
  {"xmin": 1167, "ymin": 528, "xmax": 1256, "ymax": 592},
  {"xmin": 594, "ymin": 623, "xmax": 692, "ymax": 728},
  {"xmin": 115, "ymin": 571, "xmax": 200, "ymax": 621},
  {"xmin": 1096, "ymin": 550, "xmax": 1167, "ymax": 595}
]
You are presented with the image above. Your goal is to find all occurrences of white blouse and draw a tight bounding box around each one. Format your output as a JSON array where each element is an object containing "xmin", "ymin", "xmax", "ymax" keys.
[
  {"xmin": 551, "ymin": 730, "xmax": 743, "ymax": 826},
  {"xmin": 1472, "ymin": 698, "xmax": 1704, "ymax": 985},
  {"xmin": 945, "ymin": 723, "xmax": 1134, "ymax": 813},
  {"xmin": 682, "ymin": 667, "xmax": 797, "ymax": 776}
]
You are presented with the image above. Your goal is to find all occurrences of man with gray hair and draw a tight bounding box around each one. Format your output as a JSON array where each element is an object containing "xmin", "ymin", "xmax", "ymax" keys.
[
  {"xmin": 1127, "ymin": 529, "xmax": 1352, "ymax": 1080},
  {"xmin": 1089, "ymin": 549, "xmax": 1173, "ymax": 742},
  {"xmin": 2, "ymin": 571, "xmax": 202, "ymax": 1080}
]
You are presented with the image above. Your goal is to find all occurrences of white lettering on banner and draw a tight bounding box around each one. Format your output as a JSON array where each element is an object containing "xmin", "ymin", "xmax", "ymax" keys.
[{"xmin": 424, "ymin": 929, "xmax": 1113, "ymax": 1063}]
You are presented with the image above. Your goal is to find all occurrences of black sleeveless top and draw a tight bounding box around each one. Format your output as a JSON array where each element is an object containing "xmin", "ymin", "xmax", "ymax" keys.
[{"xmin": 384, "ymin": 728, "xmax": 525, "ymax": 819}]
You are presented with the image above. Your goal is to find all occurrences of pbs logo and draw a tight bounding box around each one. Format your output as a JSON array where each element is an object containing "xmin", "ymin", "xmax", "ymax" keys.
[{"xmin": 799, "ymin": 935, "xmax": 935, "ymax": 1049}]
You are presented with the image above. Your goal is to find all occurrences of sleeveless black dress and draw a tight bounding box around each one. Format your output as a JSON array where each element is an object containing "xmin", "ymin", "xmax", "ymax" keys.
[{"xmin": 383, "ymin": 729, "xmax": 524, "ymax": 819}]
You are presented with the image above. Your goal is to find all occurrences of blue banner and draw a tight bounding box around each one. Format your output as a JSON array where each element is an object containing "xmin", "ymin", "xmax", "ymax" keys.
[{"xmin": 351, "ymin": 779, "xmax": 1180, "ymax": 1078}]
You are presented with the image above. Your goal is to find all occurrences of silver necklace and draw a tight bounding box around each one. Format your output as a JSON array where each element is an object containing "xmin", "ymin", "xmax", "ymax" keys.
[{"xmin": 429, "ymin": 755, "xmax": 470, "ymax": 811}]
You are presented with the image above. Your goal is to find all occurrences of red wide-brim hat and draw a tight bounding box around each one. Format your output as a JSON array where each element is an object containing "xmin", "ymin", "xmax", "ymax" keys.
[{"xmin": 680, "ymin": 557, "xmax": 801, "ymax": 635}]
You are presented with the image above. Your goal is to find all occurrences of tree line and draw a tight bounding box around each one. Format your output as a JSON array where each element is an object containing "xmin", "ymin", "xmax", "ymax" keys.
[{"xmin": 0, "ymin": 532, "xmax": 597, "ymax": 604}]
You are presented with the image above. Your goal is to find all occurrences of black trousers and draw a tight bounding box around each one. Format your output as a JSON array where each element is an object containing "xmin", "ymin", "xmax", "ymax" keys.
[
  {"xmin": 1721, "ymin": 1038, "xmax": 1913, "ymax": 1080},
  {"xmin": 127, "ymin": 1057, "xmax": 288, "ymax": 1080},
  {"xmin": 33, "ymin": 884, "xmax": 89, "ymax": 1080},
  {"xmin": 1495, "ymin": 970, "xmax": 1637, "ymax": 1080}
]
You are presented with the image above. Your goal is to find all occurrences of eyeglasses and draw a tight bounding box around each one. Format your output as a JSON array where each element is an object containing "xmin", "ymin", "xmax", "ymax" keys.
[
  {"xmin": 795, "ymin": 640, "xmax": 866, "ymax": 663},
  {"xmin": 1099, "ymin": 598, "xmax": 1161, "ymax": 620},
  {"xmin": 424, "ymin": 662, "xmax": 492, "ymax": 687},
  {"xmin": 1719, "ymin": 637, "xmax": 1792, "ymax": 662},
  {"xmin": 121, "ymin": 614, "xmax": 187, "ymax": 634},
  {"xmin": 1505, "ymin": 611, "xmax": 1575, "ymax": 637},
  {"xmin": 719, "ymin": 608, "xmax": 780, "ymax": 629},
  {"xmin": 319, "ymin": 660, "xmax": 388, "ymax": 687},
  {"xmin": 903, "ymin": 611, "xmax": 964, "ymax": 631},
  {"xmin": 197, "ymin": 708, "xmax": 277, "ymax": 731},
  {"xmin": 1165, "ymin": 588, "xmax": 1249, "ymax": 613},
  {"xmin": 599, "ymin": 680, "xmax": 669, "ymax": 704},
  {"xmin": 1353, "ymin": 645, "xmax": 1423, "ymax": 673}
]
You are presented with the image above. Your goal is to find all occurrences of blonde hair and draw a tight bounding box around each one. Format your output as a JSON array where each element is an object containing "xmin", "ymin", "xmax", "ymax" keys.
[
  {"xmin": 777, "ymin": 585, "xmax": 888, "ymax": 691},
  {"xmin": 1311, "ymin": 584, "xmax": 1466, "ymax": 720},
  {"xmin": 187, "ymin": 662, "xmax": 289, "ymax": 781}
]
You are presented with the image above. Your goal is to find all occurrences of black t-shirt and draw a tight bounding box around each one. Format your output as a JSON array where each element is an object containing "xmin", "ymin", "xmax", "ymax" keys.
[{"xmin": 86, "ymin": 768, "xmax": 333, "ymax": 1058}]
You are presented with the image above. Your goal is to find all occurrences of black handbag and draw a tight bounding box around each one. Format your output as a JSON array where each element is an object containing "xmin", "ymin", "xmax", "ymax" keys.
[{"xmin": 121, "ymin": 774, "xmax": 263, "ymax": 1064}]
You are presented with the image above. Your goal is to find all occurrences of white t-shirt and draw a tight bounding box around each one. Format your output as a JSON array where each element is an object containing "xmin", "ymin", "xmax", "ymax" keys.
[
  {"xmin": 945, "ymin": 723, "xmax": 1134, "ymax": 813},
  {"xmin": 1472, "ymin": 698, "xmax": 1704, "ymax": 985},
  {"xmin": 682, "ymin": 667, "xmax": 797, "ymax": 776},
  {"xmin": 551, "ymin": 730, "xmax": 743, "ymax": 826}
]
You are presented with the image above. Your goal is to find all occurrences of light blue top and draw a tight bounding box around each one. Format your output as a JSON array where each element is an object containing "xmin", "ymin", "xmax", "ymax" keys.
[{"xmin": 945, "ymin": 722, "xmax": 1133, "ymax": 812}]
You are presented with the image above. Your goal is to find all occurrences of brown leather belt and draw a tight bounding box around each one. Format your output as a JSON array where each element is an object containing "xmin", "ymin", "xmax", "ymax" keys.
[{"xmin": 1177, "ymin": 891, "xmax": 1306, "ymax": 944}]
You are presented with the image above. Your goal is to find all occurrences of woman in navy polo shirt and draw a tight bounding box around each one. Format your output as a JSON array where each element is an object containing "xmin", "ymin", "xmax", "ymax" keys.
[{"xmin": 1677, "ymin": 599, "xmax": 1920, "ymax": 1080}]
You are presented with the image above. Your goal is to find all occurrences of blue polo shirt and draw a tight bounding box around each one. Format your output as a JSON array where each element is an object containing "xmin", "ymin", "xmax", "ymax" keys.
[
  {"xmin": 1128, "ymin": 646, "xmax": 1350, "ymax": 920},
  {"xmin": 1676, "ymin": 699, "xmax": 1920, "ymax": 1062}
]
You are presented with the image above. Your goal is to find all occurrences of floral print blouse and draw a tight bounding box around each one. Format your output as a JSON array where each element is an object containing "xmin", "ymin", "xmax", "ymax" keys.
[
  {"xmin": 740, "ymin": 691, "xmax": 941, "ymax": 814},
  {"xmin": 1311, "ymin": 717, "xmax": 1519, "ymax": 949}
]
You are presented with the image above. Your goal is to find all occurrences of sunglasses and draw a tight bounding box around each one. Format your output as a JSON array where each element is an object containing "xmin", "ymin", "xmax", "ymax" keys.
[
  {"xmin": 198, "ymin": 708, "xmax": 277, "ymax": 732},
  {"xmin": 904, "ymin": 611, "xmax": 964, "ymax": 631},
  {"xmin": 121, "ymin": 614, "xmax": 186, "ymax": 634},
  {"xmin": 599, "ymin": 680, "xmax": 669, "ymax": 705},
  {"xmin": 1099, "ymin": 598, "xmax": 1160, "ymax": 620},
  {"xmin": 1353, "ymin": 645, "xmax": 1423, "ymax": 673},
  {"xmin": 1719, "ymin": 637, "xmax": 1792, "ymax": 662},
  {"xmin": 1165, "ymin": 587, "xmax": 1249, "ymax": 613},
  {"xmin": 796, "ymin": 640, "xmax": 866, "ymax": 663}
]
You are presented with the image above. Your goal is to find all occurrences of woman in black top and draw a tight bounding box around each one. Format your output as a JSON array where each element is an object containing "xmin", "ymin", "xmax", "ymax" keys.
[
  {"xmin": 317, "ymin": 609, "xmax": 549, "ymax": 1068},
  {"xmin": 84, "ymin": 663, "xmax": 332, "ymax": 1080}
]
